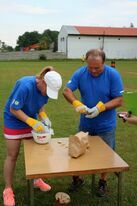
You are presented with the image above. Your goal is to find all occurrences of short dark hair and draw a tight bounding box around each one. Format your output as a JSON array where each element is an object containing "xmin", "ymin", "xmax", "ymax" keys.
[{"xmin": 85, "ymin": 49, "xmax": 106, "ymax": 63}]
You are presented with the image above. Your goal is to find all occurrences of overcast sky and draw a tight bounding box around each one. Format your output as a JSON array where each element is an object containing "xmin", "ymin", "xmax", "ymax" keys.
[{"xmin": 0, "ymin": 0, "xmax": 137, "ymax": 47}]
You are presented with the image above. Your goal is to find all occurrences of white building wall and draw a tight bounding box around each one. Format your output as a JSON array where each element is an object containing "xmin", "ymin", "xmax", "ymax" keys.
[
  {"xmin": 58, "ymin": 27, "xmax": 68, "ymax": 53},
  {"xmin": 103, "ymin": 37, "xmax": 137, "ymax": 59},
  {"xmin": 67, "ymin": 36, "xmax": 103, "ymax": 58},
  {"xmin": 67, "ymin": 35, "xmax": 137, "ymax": 59}
]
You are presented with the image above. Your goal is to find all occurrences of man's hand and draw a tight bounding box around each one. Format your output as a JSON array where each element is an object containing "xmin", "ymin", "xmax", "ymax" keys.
[
  {"xmin": 72, "ymin": 100, "xmax": 88, "ymax": 114},
  {"xmin": 86, "ymin": 101, "xmax": 106, "ymax": 118},
  {"xmin": 39, "ymin": 111, "xmax": 51, "ymax": 128},
  {"xmin": 86, "ymin": 106, "xmax": 99, "ymax": 118},
  {"xmin": 26, "ymin": 117, "xmax": 45, "ymax": 132}
]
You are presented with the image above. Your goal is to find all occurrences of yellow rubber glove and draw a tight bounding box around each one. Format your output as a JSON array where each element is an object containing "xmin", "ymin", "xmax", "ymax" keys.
[
  {"xmin": 96, "ymin": 101, "xmax": 106, "ymax": 113},
  {"xmin": 26, "ymin": 117, "xmax": 45, "ymax": 132},
  {"xmin": 72, "ymin": 100, "xmax": 88, "ymax": 114},
  {"xmin": 86, "ymin": 101, "xmax": 106, "ymax": 118},
  {"xmin": 39, "ymin": 111, "xmax": 51, "ymax": 128}
]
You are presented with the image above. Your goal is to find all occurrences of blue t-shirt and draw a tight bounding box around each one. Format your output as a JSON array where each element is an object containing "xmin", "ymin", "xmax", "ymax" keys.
[
  {"xmin": 4, "ymin": 76, "xmax": 49, "ymax": 129},
  {"xmin": 66, "ymin": 65, "xmax": 124, "ymax": 133}
]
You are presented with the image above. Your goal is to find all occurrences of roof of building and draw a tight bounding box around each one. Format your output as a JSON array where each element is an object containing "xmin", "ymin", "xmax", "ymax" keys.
[
  {"xmin": 62, "ymin": 25, "xmax": 137, "ymax": 37},
  {"xmin": 63, "ymin": 25, "xmax": 79, "ymax": 34}
]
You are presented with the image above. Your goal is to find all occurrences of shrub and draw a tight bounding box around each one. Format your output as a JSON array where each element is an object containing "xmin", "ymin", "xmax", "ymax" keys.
[{"xmin": 39, "ymin": 54, "xmax": 47, "ymax": 60}]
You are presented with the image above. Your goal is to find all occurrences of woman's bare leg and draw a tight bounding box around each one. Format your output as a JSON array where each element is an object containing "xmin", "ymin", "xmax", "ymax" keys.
[{"xmin": 4, "ymin": 139, "xmax": 21, "ymax": 188}]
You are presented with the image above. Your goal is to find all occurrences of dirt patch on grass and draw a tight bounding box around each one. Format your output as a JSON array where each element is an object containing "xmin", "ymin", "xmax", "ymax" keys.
[{"xmin": 125, "ymin": 72, "xmax": 137, "ymax": 75}]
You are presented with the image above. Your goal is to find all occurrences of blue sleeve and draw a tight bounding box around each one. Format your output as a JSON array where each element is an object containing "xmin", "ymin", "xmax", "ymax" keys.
[
  {"xmin": 66, "ymin": 70, "xmax": 80, "ymax": 91},
  {"xmin": 110, "ymin": 70, "xmax": 124, "ymax": 98},
  {"xmin": 10, "ymin": 86, "xmax": 28, "ymax": 110}
]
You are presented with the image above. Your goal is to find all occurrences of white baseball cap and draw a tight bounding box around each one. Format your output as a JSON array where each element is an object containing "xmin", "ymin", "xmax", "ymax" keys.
[{"xmin": 44, "ymin": 71, "xmax": 62, "ymax": 99}]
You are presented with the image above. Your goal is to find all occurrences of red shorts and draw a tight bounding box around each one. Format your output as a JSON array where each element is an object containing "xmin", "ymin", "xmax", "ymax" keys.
[{"xmin": 4, "ymin": 127, "xmax": 33, "ymax": 140}]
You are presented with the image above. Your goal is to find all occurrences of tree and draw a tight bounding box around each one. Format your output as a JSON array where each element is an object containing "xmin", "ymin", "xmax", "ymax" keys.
[
  {"xmin": 16, "ymin": 29, "xmax": 59, "ymax": 51},
  {"xmin": 6, "ymin": 46, "xmax": 14, "ymax": 52},
  {"xmin": 53, "ymin": 39, "xmax": 58, "ymax": 52},
  {"xmin": 41, "ymin": 29, "xmax": 59, "ymax": 50},
  {"xmin": 130, "ymin": 22, "xmax": 134, "ymax": 28},
  {"xmin": 17, "ymin": 31, "xmax": 41, "ymax": 48},
  {"xmin": 15, "ymin": 45, "xmax": 21, "ymax": 51},
  {"xmin": 39, "ymin": 36, "xmax": 50, "ymax": 50},
  {"xmin": 0, "ymin": 41, "xmax": 14, "ymax": 52},
  {"xmin": 0, "ymin": 40, "xmax": 2, "ymax": 48}
]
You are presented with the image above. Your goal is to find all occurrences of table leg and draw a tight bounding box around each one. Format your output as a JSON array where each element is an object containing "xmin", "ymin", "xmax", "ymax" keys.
[
  {"xmin": 117, "ymin": 172, "xmax": 123, "ymax": 206},
  {"xmin": 91, "ymin": 174, "xmax": 95, "ymax": 196},
  {"xmin": 27, "ymin": 179, "xmax": 34, "ymax": 206}
]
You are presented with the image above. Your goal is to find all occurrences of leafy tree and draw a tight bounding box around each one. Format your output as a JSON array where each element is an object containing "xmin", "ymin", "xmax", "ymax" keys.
[
  {"xmin": 41, "ymin": 29, "xmax": 59, "ymax": 50},
  {"xmin": 15, "ymin": 45, "xmax": 21, "ymax": 51},
  {"xmin": 0, "ymin": 41, "xmax": 14, "ymax": 52},
  {"xmin": 17, "ymin": 31, "xmax": 41, "ymax": 48},
  {"xmin": 16, "ymin": 29, "xmax": 59, "ymax": 51},
  {"xmin": 53, "ymin": 39, "xmax": 58, "ymax": 52},
  {"xmin": 130, "ymin": 22, "xmax": 134, "ymax": 28},
  {"xmin": 39, "ymin": 36, "xmax": 50, "ymax": 50},
  {"xmin": 6, "ymin": 46, "xmax": 14, "ymax": 52}
]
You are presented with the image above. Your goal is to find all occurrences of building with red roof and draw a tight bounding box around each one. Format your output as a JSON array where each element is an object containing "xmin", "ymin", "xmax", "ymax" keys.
[{"xmin": 58, "ymin": 25, "xmax": 137, "ymax": 59}]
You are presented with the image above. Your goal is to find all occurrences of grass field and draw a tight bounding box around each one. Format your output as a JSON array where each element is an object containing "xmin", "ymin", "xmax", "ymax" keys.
[{"xmin": 0, "ymin": 60, "xmax": 137, "ymax": 206}]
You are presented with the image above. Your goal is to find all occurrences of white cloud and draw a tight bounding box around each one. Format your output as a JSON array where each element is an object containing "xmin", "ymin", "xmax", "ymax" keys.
[
  {"xmin": 0, "ymin": 2, "xmax": 57, "ymax": 15},
  {"xmin": 0, "ymin": 0, "xmax": 137, "ymax": 47},
  {"xmin": 15, "ymin": 4, "xmax": 57, "ymax": 15},
  {"xmin": 127, "ymin": 1, "xmax": 137, "ymax": 7},
  {"xmin": 74, "ymin": 0, "xmax": 137, "ymax": 27}
]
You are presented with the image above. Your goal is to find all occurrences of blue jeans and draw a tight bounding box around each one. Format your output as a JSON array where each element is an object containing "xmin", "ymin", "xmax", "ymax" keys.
[
  {"xmin": 79, "ymin": 126, "xmax": 116, "ymax": 150},
  {"xmin": 97, "ymin": 129, "xmax": 116, "ymax": 150}
]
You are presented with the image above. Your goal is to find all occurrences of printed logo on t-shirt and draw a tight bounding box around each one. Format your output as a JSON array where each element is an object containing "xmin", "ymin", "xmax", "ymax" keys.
[
  {"xmin": 68, "ymin": 80, "xmax": 71, "ymax": 84},
  {"xmin": 14, "ymin": 100, "xmax": 19, "ymax": 105},
  {"xmin": 120, "ymin": 90, "xmax": 124, "ymax": 94},
  {"xmin": 11, "ymin": 99, "xmax": 19, "ymax": 106}
]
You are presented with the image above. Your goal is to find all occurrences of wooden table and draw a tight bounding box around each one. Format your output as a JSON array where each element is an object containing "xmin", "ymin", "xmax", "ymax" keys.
[{"xmin": 23, "ymin": 136, "xmax": 129, "ymax": 206}]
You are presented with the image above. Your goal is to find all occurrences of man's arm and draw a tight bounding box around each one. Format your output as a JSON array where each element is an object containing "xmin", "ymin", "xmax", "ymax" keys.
[
  {"xmin": 104, "ymin": 96, "xmax": 123, "ymax": 110},
  {"xmin": 63, "ymin": 87, "xmax": 88, "ymax": 114},
  {"xmin": 63, "ymin": 87, "xmax": 77, "ymax": 104}
]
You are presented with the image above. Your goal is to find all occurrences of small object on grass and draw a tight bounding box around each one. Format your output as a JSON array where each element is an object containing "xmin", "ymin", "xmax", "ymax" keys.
[
  {"xmin": 55, "ymin": 192, "xmax": 71, "ymax": 206},
  {"xmin": 110, "ymin": 60, "xmax": 115, "ymax": 68},
  {"xmin": 58, "ymin": 141, "xmax": 62, "ymax": 144}
]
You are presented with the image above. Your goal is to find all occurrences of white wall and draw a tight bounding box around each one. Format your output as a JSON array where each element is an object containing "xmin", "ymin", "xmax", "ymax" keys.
[
  {"xmin": 104, "ymin": 37, "xmax": 137, "ymax": 59},
  {"xmin": 0, "ymin": 50, "xmax": 66, "ymax": 60},
  {"xmin": 58, "ymin": 27, "xmax": 68, "ymax": 53},
  {"xmin": 67, "ymin": 35, "xmax": 137, "ymax": 59},
  {"xmin": 67, "ymin": 36, "xmax": 103, "ymax": 58}
]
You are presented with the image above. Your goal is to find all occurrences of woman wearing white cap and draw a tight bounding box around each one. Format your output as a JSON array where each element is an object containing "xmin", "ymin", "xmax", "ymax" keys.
[{"xmin": 3, "ymin": 66, "xmax": 62, "ymax": 206}]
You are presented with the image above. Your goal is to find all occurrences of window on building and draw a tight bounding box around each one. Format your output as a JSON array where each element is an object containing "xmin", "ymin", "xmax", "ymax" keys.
[{"xmin": 61, "ymin": 37, "xmax": 65, "ymax": 41}]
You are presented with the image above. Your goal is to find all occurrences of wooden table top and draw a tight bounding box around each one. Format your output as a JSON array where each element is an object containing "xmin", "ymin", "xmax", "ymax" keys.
[{"xmin": 23, "ymin": 136, "xmax": 129, "ymax": 179}]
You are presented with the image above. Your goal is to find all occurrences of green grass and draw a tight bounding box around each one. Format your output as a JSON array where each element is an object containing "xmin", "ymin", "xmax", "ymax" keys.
[
  {"xmin": 0, "ymin": 60, "xmax": 137, "ymax": 205},
  {"xmin": 123, "ymin": 92, "xmax": 137, "ymax": 115}
]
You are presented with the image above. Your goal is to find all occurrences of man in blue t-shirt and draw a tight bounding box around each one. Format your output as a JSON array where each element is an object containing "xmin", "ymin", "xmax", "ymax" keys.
[{"xmin": 63, "ymin": 49, "xmax": 124, "ymax": 197}]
